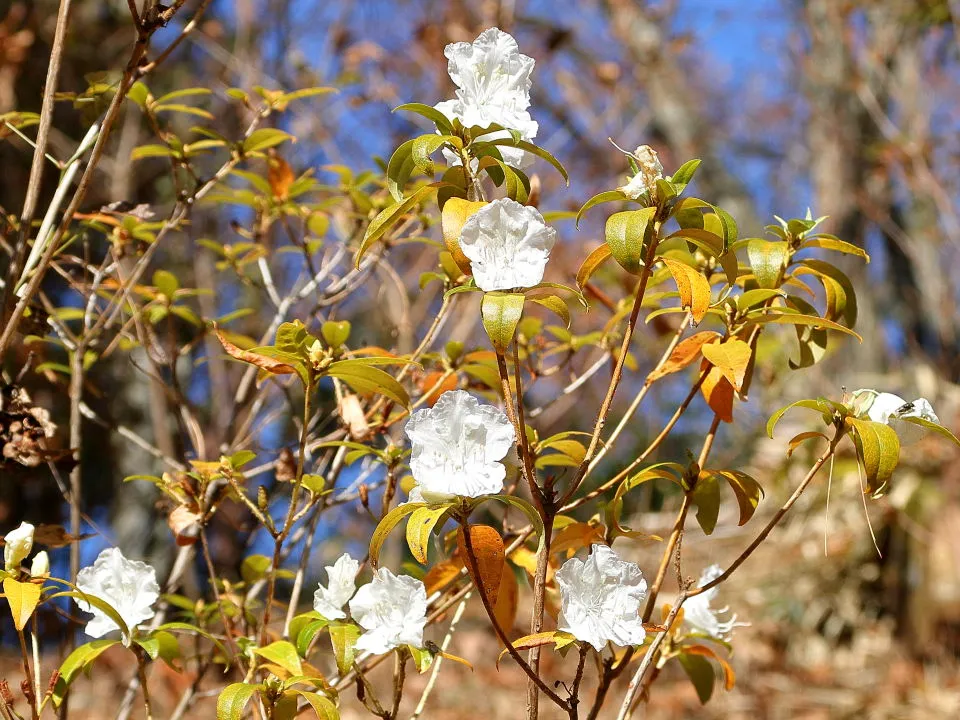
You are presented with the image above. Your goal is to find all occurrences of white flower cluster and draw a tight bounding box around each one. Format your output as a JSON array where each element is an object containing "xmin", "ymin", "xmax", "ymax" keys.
[
  {"xmin": 459, "ymin": 198, "xmax": 557, "ymax": 292},
  {"xmin": 312, "ymin": 553, "xmax": 428, "ymax": 655},
  {"xmin": 404, "ymin": 389, "xmax": 515, "ymax": 502},
  {"xmin": 75, "ymin": 547, "xmax": 159, "ymax": 639},
  {"xmin": 684, "ymin": 565, "xmax": 742, "ymax": 640},
  {"xmin": 435, "ymin": 28, "xmax": 539, "ymax": 169},
  {"xmin": 556, "ymin": 544, "xmax": 648, "ymax": 650},
  {"xmin": 851, "ymin": 388, "xmax": 940, "ymax": 444}
]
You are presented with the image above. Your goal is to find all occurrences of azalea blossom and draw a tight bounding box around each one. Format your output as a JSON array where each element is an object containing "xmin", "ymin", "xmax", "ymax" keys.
[
  {"xmin": 405, "ymin": 389, "xmax": 515, "ymax": 502},
  {"xmin": 684, "ymin": 565, "xmax": 741, "ymax": 640},
  {"xmin": 3, "ymin": 521, "xmax": 34, "ymax": 572},
  {"xmin": 312, "ymin": 552, "xmax": 360, "ymax": 620},
  {"xmin": 555, "ymin": 544, "xmax": 648, "ymax": 651},
  {"xmin": 434, "ymin": 27, "xmax": 539, "ymax": 169},
  {"xmin": 75, "ymin": 547, "xmax": 159, "ymax": 639},
  {"xmin": 850, "ymin": 388, "xmax": 939, "ymax": 444},
  {"xmin": 349, "ymin": 568, "xmax": 427, "ymax": 654},
  {"xmin": 618, "ymin": 145, "xmax": 663, "ymax": 199},
  {"xmin": 458, "ymin": 198, "xmax": 557, "ymax": 292}
]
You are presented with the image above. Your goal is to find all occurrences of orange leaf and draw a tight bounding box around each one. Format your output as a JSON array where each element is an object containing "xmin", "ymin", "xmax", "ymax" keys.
[
  {"xmin": 441, "ymin": 198, "xmax": 486, "ymax": 275},
  {"xmin": 419, "ymin": 371, "xmax": 459, "ymax": 407},
  {"xmin": 457, "ymin": 524, "xmax": 505, "ymax": 606},
  {"xmin": 700, "ymin": 338, "xmax": 752, "ymax": 391},
  {"xmin": 551, "ymin": 522, "xmax": 605, "ymax": 558},
  {"xmin": 215, "ymin": 328, "xmax": 298, "ymax": 376},
  {"xmin": 660, "ymin": 257, "xmax": 712, "ymax": 324},
  {"xmin": 267, "ymin": 156, "xmax": 295, "ymax": 200},
  {"xmin": 492, "ymin": 562, "xmax": 519, "ymax": 635},
  {"xmin": 647, "ymin": 331, "xmax": 721, "ymax": 383},
  {"xmin": 700, "ymin": 365, "xmax": 734, "ymax": 423},
  {"xmin": 423, "ymin": 559, "xmax": 464, "ymax": 597}
]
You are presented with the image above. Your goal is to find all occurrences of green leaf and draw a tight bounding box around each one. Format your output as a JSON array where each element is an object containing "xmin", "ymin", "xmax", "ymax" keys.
[
  {"xmin": 155, "ymin": 621, "xmax": 228, "ymax": 658},
  {"xmin": 747, "ymin": 239, "xmax": 790, "ymax": 289},
  {"xmin": 746, "ymin": 308, "xmax": 862, "ymax": 341},
  {"xmin": 53, "ymin": 639, "xmax": 120, "ymax": 707},
  {"xmin": 153, "ymin": 269, "xmax": 179, "ymax": 298},
  {"xmin": 485, "ymin": 495, "xmax": 544, "ymax": 539},
  {"xmin": 405, "ymin": 505, "xmax": 453, "ymax": 564},
  {"xmin": 135, "ymin": 630, "xmax": 181, "ymax": 669},
  {"xmin": 575, "ymin": 190, "xmax": 626, "ymax": 227},
  {"xmin": 412, "ymin": 134, "xmax": 458, "ymax": 175},
  {"xmin": 482, "ymin": 138, "xmax": 569, "ymax": 184},
  {"xmin": 127, "ymin": 81, "xmax": 150, "ymax": 108},
  {"xmin": 355, "ymin": 184, "xmax": 439, "ymax": 268},
  {"xmin": 50, "ymin": 590, "xmax": 130, "ymax": 641},
  {"xmin": 328, "ymin": 622, "xmax": 360, "ymax": 676},
  {"xmin": 847, "ymin": 418, "xmax": 900, "ymax": 498},
  {"xmin": 255, "ymin": 641, "xmax": 303, "ymax": 676},
  {"xmin": 795, "ymin": 259, "xmax": 858, "ymax": 327},
  {"xmin": 899, "ymin": 416, "xmax": 960, "ymax": 447},
  {"xmin": 766, "ymin": 398, "xmax": 834, "ymax": 438},
  {"xmin": 678, "ymin": 652, "xmax": 715, "ymax": 704},
  {"xmin": 605, "ymin": 208, "xmax": 655, "ymax": 274},
  {"xmin": 528, "ymin": 294, "xmax": 570, "ymax": 328},
  {"xmin": 670, "ymin": 158, "xmax": 701, "ymax": 186},
  {"xmin": 131, "ymin": 144, "xmax": 176, "ymax": 161},
  {"xmin": 154, "ymin": 104, "xmax": 214, "ymax": 120},
  {"xmin": 296, "ymin": 690, "xmax": 340, "ymax": 720},
  {"xmin": 295, "ymin": 617, "xmax": 330, "ymax": 656},
  {"xmin": 242, "ymin": 128, "xmax": 294, "ymax": 154},
  {"xmin": 154, "ymin": 87, "xmax": 212, "ymax": 104},
  {"xmin": 241, "ymin": 554, "xmax": 272, "ymax": 584},
  {"xmin": 393, "ymin": 103, "xmax": 455, "ymax": 134},
  {"xmin": 369, "ymin": 503, "xmax": 425, "ymax": 567},
  {"xmin": 325, "ymin": 360, "xmax": 410, "ymax": 408},
  {"xmin": 217, "ymin": 682, "xmax": 262, "ymax": 720},
  {"xmin": 481, "ymin": 292, "xmax": 525, "ymax": 353},
  {"xmin": 321, "ymin": 321, "xmax": 351, "ymax": 348},
  {"xmin": 3, "ymin": 577, "xmax": 41, "ymax": 631},
  {"xmin": 693, "ymin": 475, "xmax": 720, "ymax": 535},
  {"xmin": 708, "ymin": 470, "xmax": 764, "ymax": 526}
]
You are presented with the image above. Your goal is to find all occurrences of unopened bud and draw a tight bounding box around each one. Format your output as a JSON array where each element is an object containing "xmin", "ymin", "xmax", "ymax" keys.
[
  {"xmin": 258, "ymin": 486, "xmax": 269, "ymax": 511},
  {"xmin": 30, "ymin": 550, "xmax": 49, "ymax": 578}
]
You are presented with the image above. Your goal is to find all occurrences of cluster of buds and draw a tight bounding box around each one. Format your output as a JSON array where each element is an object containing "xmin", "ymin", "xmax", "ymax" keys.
[{"xmin": 0, "ymin": 385, "xmax": 57, "ymax": 468}]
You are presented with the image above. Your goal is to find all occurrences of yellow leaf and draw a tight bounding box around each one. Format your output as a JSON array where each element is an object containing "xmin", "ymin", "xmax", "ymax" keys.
[
  {"xmin": 441, "ymin": 198, "xmax": 486, "ymax": 275},
  {"xmin": 661, "ymin": 257, "xmax": 712, "ymax": 324},
  {"xmin": 700, "ymin": 338, "xmax": 752, "ymax": 391},
  {"xmin": 3, "ymin": 577, "xmax": 41, "ymax": 631}
]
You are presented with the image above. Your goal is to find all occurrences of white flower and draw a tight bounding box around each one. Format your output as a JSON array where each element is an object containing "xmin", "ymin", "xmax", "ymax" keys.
[
  {"xmin": 555, "ymin": 544, "xmax": 648, "ymax": 651},
  {"xmin": 312, "ymin": 553, "xmax": 360, "ymax": 620},
  {"xmin": 30, "ymin": 551, "xmax": 49, "ymax": 578},
  {"xmin": 4, "ymin": 521, "xmax": 34, "ymax": 571},
  {"xmin": 434, "ymin": 28, "xmax": 539, "ymax": 169},
  {"xmin": 75, "ymin": 547, "xmax": 159, "ymax": 639},
  {"xmin": 684, "ymin": 565, "xmax": 741, "ymax": 640},
  {"xmin": 349, "ymin": 568, "xmax": 427, "ymax": 654},
  {"xmin": 458, "ymin": 198, "xmax": 557, "ymax": 291},
  {"xmin": 405, "ymin": 389, "xmax": 515, "ymax": 503},
  {"xmin": 618, "ymin": 145, "xmax": 663, "ymax": 199},
  {"xmin": 851, "ymin": 389, "xmax": 939, "ymax": 444}
]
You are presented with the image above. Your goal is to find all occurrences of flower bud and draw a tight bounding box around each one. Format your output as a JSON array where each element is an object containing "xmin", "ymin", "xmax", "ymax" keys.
[
  {"xmin": 618, "ymin": 145, "xmax": 663, "ymax": 199},
  {"xmin": 30, "ymin": 551, "xmax": 49, "ymax": 578},
  {"xmin": 3, "ymin": 521, "xmax": 35, "ymax": 572}
]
